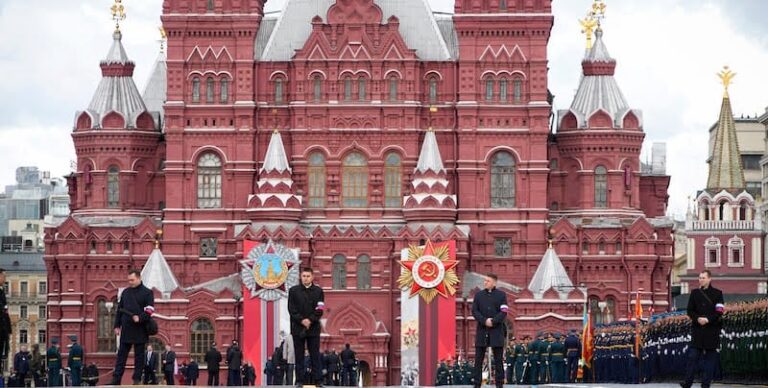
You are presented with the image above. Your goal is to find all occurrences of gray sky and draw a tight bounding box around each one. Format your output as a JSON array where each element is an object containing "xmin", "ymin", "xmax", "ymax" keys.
[{"xmin": 1, "ymin": 0, "xmax": 767, "ymax": 218}]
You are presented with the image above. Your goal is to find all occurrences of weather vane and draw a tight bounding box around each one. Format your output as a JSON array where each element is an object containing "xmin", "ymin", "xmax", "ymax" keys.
[
  {"xmin": 580, "ymin": 0, "xmax": 606, "ymax": 49},
  {"xmin": 717, "ymin": 66, "xmax": 736, "ymax": 97},
  {"xmin": 159, "ymin": 26, "xmax": 167, "ymax": 53},
  {"xmin": 111, "ymin": 0, "xmax": 126, "ymax": 32}
]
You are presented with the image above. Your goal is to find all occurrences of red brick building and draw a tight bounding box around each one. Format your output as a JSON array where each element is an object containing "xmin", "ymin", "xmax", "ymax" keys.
[{"xmin": 45, "ymin": 0, "xmax": 673, "ymax": 384}]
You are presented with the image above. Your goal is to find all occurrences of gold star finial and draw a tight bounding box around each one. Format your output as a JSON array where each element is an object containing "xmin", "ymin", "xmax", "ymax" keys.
[
  {"xmin": 428, "ymin": 106, "xmax": 438, "ymax": 132},
  {"xmin": 718, "ymin": 66, "xmax": 736, "ymax": 98},
  {"xmin": 580, "ymin": 0, "xmax": 606, "ymax": 49},
  {"xmin": 111, "ymin": 0, "xmax": 126, "ymax": 32}
]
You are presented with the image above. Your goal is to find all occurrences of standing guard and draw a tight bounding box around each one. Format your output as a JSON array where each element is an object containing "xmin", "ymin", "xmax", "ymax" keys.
[
  {"xmin": 47, "ymin": 337, "xmax": 62, "ymax": 387},
  {"xmin": 67, "ymin": 335, "xmax": 84, "ymax": 386}
]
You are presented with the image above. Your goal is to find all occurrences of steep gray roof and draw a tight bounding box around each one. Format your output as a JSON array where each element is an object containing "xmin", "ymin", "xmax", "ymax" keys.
[
  {"xmin": 141, "ymin": 51, "xmax": 167, "ymax": 127},
  {"xmin": 258, "ymin": 0, "xmax": 452, "ymax": 61},
  {"xmin": 261, "ymin": 130, "xmax": 291, "ymax": 173},
  {"xmin": 415, "ymin": 130, "xmax": 445, "ymax": 173},
  {"xmin": 434, "ymin": 14, "xmax": 459, "ymax": 60},
  {"xmin": 0, "ymin": 253, "xmax": 46, "ymax": 272},
  {"xmin": 254, "ymin": 17, "xmax": 278, "ymax": 59},
  {"xmin": 707, "ymin": 95, "xmax": 746, "ymax": 190},
  {"xmin": 141, "ymin": 248, "xmax": 180, "ymax": 296},
  {"xmin": 527, "ymin": 245, "xmax": 574, "ymax": 298},
  {"xmin": 104, "ymin": 31, "xmax": 131, "ymax": 65}
]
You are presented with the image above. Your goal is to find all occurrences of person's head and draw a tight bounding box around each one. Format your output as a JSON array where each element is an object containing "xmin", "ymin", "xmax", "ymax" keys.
[
  {"xmin": 483, "ymin": 273, "xmax": 498, "ymax": 290},
  {"xmin": 20, "ymin": 344, "xmax": 27, "ymax": 352},
  {"xmin": 211, "ymin": 342, "xmax": 217, "ymax": 348},
  {"xmin": 147, "ymin": 345, "xmax": 153, "ymax": 352},
  {"xmin": 127, "ymin": 269, "xmax": 142, "ymax": 288},
  {"xmin": 0, "ymin": 268, "xmax": 6, "ymax": 284},
  {"xmin": 31, "ymin": 344, "xmax": 39, "ymax": 352},
  {"xmin": 345, "ymin": 343, "xmax": 350, "ymax": 349},
  {"xmin": 165, "ymin": 344, "xmax": 171, "ymax": 352},
  {"xmin": 301, "ymin": 267, "xmax": 314, "ymax": 286},
  {"xmin": 699, "ymin": 269, "xmax": 712, "ymax": 288}
]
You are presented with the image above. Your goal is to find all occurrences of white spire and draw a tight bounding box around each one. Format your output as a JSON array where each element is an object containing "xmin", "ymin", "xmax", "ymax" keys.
[
  {"xmin": 527, "ymin": 244, "xmax": 574, "ymax": 299},
  {"xmin": 415, "ymin": 130, "xmax": 445, "ymax": 174},
  {"xmin": 141, "ymin": 248, "xmax": 180, "ymax": 297},
  {"xmin": 261, "ymin": 130, "xmax": 291, "ymax": 174}
]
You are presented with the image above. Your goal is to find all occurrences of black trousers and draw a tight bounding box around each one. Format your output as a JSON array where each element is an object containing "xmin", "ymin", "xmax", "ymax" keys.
[
  {"xmin": 112, "ymin": 342, "xmax": 146, "ymax": 384},
  {"xmin": 474, "ymin": 346, "xmax": 504, "ymax": 386},
  {"xmin": 227, "ymin": 368, "xmax": 241, "ymax": 386},
  {"xmin": 208, "ymin": 368, "xmax": 220, "ymax": 386},
  {"xmin": 683, "ymin": 347, "xmax": 717, "ymax": 388},
  {"xmin": 164, "ymin": 370, "xmax": 175, "ymax": 385},
  {"xmin": 142, "ymin": 366, "xmax": 157, "ymax": 384},
  {"xmin": 293, "ymin": 335, "xmax": 322, "ymax": 385}
]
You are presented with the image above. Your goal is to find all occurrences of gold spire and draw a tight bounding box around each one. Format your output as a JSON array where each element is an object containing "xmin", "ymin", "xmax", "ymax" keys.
[
  {"xmin": 580, "ymin": 0, "xmax": 606, "ymax": 49},
  {"xmin": 111, "ymin": 0, "xmax": 126, "ymax": 32},
  {"xmin": 718, "ymin": 66, "xmax": 736, "ymax": 98},
  {"xmin": 159, "ymin": 26, "xmax": 167, "ymax": 53}
]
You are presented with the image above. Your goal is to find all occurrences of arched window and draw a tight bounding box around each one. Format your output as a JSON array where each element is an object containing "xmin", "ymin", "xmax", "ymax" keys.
[
  {"xmin": 499, "ymin": 78, "xmax": 508, "ymax": 102},
  {"xmin": 313, "ymin": 75, "xmax": 322, "ymax": 102},
  {"xmin": 197, "ymin": 153, "xmax": 222, "ymax": 208},
  {"xmin": 499, "ymin": 0, "xmax": 508, "ymax": 11},
  {"xmin": 490, "ymin": 152, "xmax": 516, "ymax": 208},
  {"xmin": 705, "ymin": 237, "xmax": 721, "ymax": 266},
  {"xmin": 718, "ymin": 200, "xmax": 727, "ymax": 221},
  {"xmin": 598, "ymin": 240, "xmax": 605, "ymax": 254},
  {"xmin": 344, "ymin": 76, "xmax": 353, "ymax": 101},
  {"xmin": 384, "ymin": 153, "xmax": 402, "ymax": 208},
  {"xmin": 220, "ymin": 78, "xmax": 229, "ymax": 103},
  {"xmin": 357, "ymin": 255, "xmax": 371, "ymax": 290},
  {"xmin": 428, "ymin": 77, "xmax": 438, "ymax": 103},
  {"xmin": 594, "ymin": 165, "xmax": 608, "ymax": 208},
  {"xmin": 589, "ymin": 297, "xmax": 601, "ymax": 325},
  {"xmin": 728, "ymin": 236, "xmax": 744, "ymax": 266},
  {"xmin": 358, "ymin": 77, "xmax": 367, "ymax": 101},
  {"xmin": 207, "ymin": 0, "xmax": 214, "ymax": 11},
  {"xmin": 97, "ymin": 298, "xmax": 117, "ymax": 352},
  {"xmin": 307, "ymin": 152, "xmax": 326, "ymax": 208},
  {"xmin": 604, "ymin": 297, "xmax": 616, "ymax": 323},
  {"xmin": 342, "ymin": 152, "xmax": 368, "ymax": 208},
  {"xmin": 513, "ymin": 79, "xmax": 523, "ymax": 102},
  {"xmin": 739, "ymin": 202, "xmax": 748, "ymax": 221},
  {"xmin": 582, "ymin": 240, "xmax": 589, "ymax": 254},
  {"xmin": 275, "ymin": 78, "xmax": 284, "ymax": 104},
  {"xmin": 485, "ymin": 78, "xmax": 494, "ymax": 101},
  {"xmin": 389, "ymin": 76, "xmax": 398, "ymax": 101},
  {"xmin": 192, "ymin": 77, "xmax": 201, "ymax": 102},
  {"xmin": 206, "ymin": 77, "xmax": 215, "ymax": 103},
  {"xmin": 332, "ymin": 254, "xmax": 347, "ymax": 290},
  {"xmin": 107, "ymin": 165, "xmax": 120, "ymax": 208},
  {"xmin": 190, "ymin": 318, "xmax": 215, "ymax": 365},
  {"xmin": 701, "ymin": 200, "xmax": 710, "ymax": 221}
]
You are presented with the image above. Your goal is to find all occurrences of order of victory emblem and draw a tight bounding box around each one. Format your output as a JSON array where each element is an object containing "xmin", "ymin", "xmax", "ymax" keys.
[
  {"xmin": 398, "ymin": 240, "xmax": 459, "ymax": 303},
  {"xmin": 240, "ymin": 240, "xmax": 300, "ymax": 301}
]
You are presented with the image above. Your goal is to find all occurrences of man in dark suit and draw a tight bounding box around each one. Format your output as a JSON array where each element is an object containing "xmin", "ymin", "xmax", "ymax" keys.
[
  {"xmin": 681, "ymin": 269, "xmax": 724, "ymax": 388},
  {"xmin": 162, "ymin": 344, "xmax": 176, "ymax": 385},
  {"xmin": 288, "ymin": 267, "xmax": 325, "ymax": 387},
  {"xmin": 205, "ymin": 342, "xmax": 222, "ymax": 386},
  {"xmin": 110, "ymin": 269, "xmax": 155, "ymax": 385},
  {"xmin": 471, "ymin": 273, "xmax": 509, "ymax": 388},
  {"xmin": 187, "ymin": 359, "xmax": 199, "ymax": 385},
  {"xmin": 226, "ymin": 340, "xmax": 242, "ymax": 386},
  {"xmin": 143, "ymin": 344, "xmax": 159, "ymax": 384}
]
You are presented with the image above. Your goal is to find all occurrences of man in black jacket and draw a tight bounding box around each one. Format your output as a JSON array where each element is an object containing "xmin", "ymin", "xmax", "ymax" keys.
[
  {"xmin": 187, "ymin": 359, "xmax": 199, "ymax": 385},
  {"xmin": 205, "ymin": 342, "xmax": 222, "ymax": 386},
  {"xmin": 288, "ymin": 267, "xmax": 325, "ymax": 387},
  {"xmin": 340, "ymin": 344, "xmax": 356, "ymax": 386},
  {"xmin": 143, "ymin": 344, "xmax": 159, "ymax": 385},
  {"xmin": 472, "ymin": 273, "xmax": 509, "ymax": 388},
  {"xmin": 681, "ymin": 269, "xmax": 724, "ymax": 388},
  {"xmin": 226, "ymin": 340, "xmax": 242, "ymax": 386},
  {"xmin": 110, "ymin": 269, "xmax": 155, "ymax": 385},
  {"xmin": 162, "ymin": 344, "xmax": 176, "ymax": 385}
]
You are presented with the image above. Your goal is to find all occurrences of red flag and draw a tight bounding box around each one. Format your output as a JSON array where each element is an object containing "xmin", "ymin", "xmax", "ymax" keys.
[
  {"xmin": 580, "ymin": 301, "xmax": 594, "ymax": 369},
  {"xmin": 634, "ymin": 291, "xmax": 642, "ymax": 358}
]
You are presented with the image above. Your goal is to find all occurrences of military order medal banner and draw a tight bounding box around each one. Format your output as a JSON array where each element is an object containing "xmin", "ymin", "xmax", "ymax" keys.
[
  {"xmin": 399, "ymin": 240, "xmax": 458, "ymax": 386},
  {"xmin": 241, "ymin": 239, "xmax": 300, "ymax": 386}
]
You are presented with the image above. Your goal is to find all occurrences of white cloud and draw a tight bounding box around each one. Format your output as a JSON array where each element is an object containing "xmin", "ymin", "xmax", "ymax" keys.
[{"xmin": 2, "ymin": 0, "xmax": 767, "ymax": 221}]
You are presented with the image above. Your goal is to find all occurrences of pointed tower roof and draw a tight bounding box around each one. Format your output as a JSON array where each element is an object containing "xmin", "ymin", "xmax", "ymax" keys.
[
  {"xmin": 415, "ymin": 129, "xmax": 445, "ymax": 174},
  {"xmin": 527, "ymin": 243, "xmax": 574, "ymax": 299},
  {"xmin": 84, "ymin": 29, "xmax": 152, "ymax": 129},
  {"xmin": 141, "ymin": 248, "xmax": 180, "ymax": 297},
  {"xmin": 707, "ymin": 67, "xmax": 745, "ymax": 191},
  {"xmin": 261, "ymin": 130, "xmax": 291, "ymax": 174},
  {"xmin": 142, "ymin": 50, "xmax": 167, "ymax": 123}
]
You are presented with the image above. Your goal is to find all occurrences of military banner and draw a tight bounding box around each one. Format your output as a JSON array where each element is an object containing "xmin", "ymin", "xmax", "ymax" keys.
[
  {"xmin": 241, "ymin": 239, "xmax": 300, "ymax": 385},
  {"xmin": 399, "ymin": 239, "xmax": 458, "ymax": 386}
]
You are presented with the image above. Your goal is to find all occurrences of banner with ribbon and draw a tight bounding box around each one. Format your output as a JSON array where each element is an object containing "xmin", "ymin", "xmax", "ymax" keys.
[
  {"xmin": 241, "ymin": 240, "xmax": 300, "ymax": 385},
  {"xmin": 398, "ymin": 240, "xmax": 458, "ymax": 386}
]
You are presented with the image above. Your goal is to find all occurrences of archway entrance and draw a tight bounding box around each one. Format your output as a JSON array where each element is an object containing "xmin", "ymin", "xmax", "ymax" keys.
[{"xmin": 358, "ymin": 361, "xmax": 372, "ymax": 387}]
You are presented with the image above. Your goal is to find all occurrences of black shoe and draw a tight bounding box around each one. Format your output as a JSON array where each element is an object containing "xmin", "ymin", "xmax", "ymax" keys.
[{"xmin": 680, "ymin": 383, "xmax": 691, "ymax": 388}]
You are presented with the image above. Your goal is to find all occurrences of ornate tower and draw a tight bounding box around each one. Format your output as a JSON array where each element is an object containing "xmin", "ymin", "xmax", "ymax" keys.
[{"xmin": 683, "ymin": 67, "xmax": 766, "ymax": 297}]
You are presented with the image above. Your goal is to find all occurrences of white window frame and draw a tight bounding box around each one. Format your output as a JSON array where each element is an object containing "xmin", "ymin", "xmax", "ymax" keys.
[
  {"xmin": 704, "ymin": 237, "xmax": 721, "ymax": 267},
  {"xmin": 727, "ymin": 235, "xmax": 744, "ymax": 267}
]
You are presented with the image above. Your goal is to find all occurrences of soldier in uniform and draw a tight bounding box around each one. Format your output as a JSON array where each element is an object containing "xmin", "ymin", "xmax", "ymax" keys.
[
  {"xmin": 514, "ymin": 337, "xmax": 528, "ymax": 384},
  {"xmin": 47, "ymin": 337, "xmax": 62, "ymax": 387},
  {"xmin": 527, "ymin": 332, "xmax": 542, "ymax": 384},
  {"xmin": 67, "ymin": 335, "xmax": 84, "ymax": 386},
  {"xmin": 540, "ymin": 332, "xmax": 552, "ymax": 383},
  {"xmin": 565, "ymin": 330, "xmax": 580, "ymax": 382},
  {"xmin": 505, "ymin": 338, "xmax": 515, "ymax": 384},
  {"xmin": 471, "ymin": 274, "xmax": 509, "ymax": 388},
  {"xmin": 549, "ymin": 333, "xmax": 566, "ymax": 383},
  {"xmin": 436, "ymin": 361, "xmax": 450, "ymax": 385}
]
